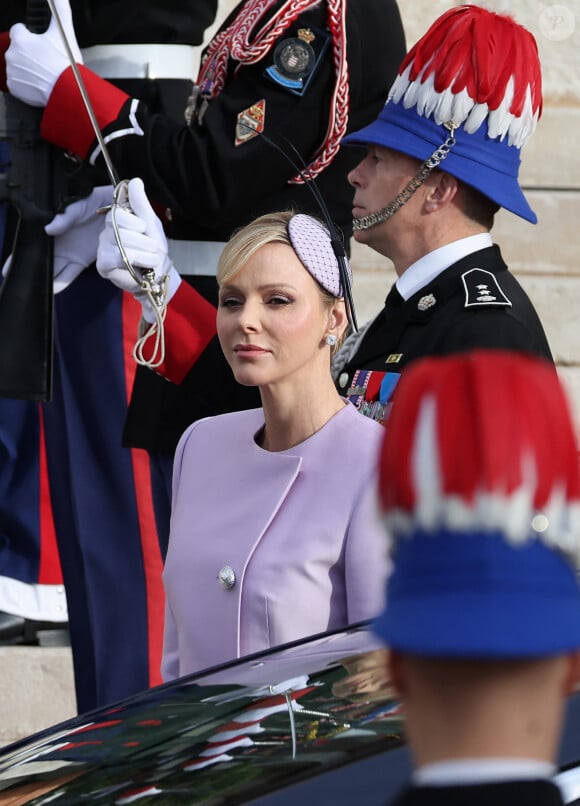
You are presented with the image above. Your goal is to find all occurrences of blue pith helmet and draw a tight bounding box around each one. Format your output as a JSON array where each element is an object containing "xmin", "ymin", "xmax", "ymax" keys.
[{"xmin": 344, "ymin": 5, "xmax": 543, "ymax": 223}]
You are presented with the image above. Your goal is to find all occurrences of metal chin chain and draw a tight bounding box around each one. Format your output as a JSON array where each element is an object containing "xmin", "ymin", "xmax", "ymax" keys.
[
  {"xmin": 353, "ymin": 122, "xmax": 457, "ymax": 231},
  {"xmin": 110, "ymin": 180, "xmax": 169, "ymax": 369}
]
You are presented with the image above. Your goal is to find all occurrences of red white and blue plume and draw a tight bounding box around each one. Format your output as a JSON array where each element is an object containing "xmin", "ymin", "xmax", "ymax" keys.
[
  {"xmin": 373, "ymin": 351, "xmax": 580, "ymax": 659},
  {"xmin": 343, "ymin": 5, "xmax": 544, "ymax": 224},
  {"xmin": 379, "ymin": 351, "xmax": 580, "ymax": 556},
  {"xmin": 391, "ymin": 5, "xmax": 542, "ymax": 148}
]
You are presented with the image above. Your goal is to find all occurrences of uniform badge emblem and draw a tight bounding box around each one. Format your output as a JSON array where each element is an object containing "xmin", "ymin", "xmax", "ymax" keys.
[
  {"xmin": 417, "ymin": 294, "xmax": 436, "ymax": 311},
  {"xmin": 235, "ymin": 100, "xmax": 266, "ymax": 146},
  {"xmin": 462, "ymin": 268, "xmax": 512, "ymax": 308},
  {"xmin": 265, "ymin": 26, "xmax": 330, "ymax": 96},
  {"xmin": 475, "ymin": 284, "xmax": 496, "ymax": 302},
  {"xmin": 274, "ymin": 29, "xmax": 316, "ymax": 78},
  {"xmin": 385, "ymin": 354, "xmax": 403, "ymax": 364}
]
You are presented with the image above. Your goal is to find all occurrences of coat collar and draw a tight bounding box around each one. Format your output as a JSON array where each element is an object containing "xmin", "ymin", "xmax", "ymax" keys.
[
  {"xmin": 396, "ymin": 233, "xmax": 494, "ymax": 301},
  {"xmin": 348, "ymin": 245, "xmax": 506, "ymax": 369}
]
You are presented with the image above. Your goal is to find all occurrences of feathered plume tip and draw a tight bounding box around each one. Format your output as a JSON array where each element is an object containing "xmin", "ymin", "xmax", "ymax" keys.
[
  {"xmin": 389, "ymin": 5, "xmax": 543, "ymax": 148},
  {"xmin": 378, "ymin": 351, "xmax": 580, "ymax": 563}
]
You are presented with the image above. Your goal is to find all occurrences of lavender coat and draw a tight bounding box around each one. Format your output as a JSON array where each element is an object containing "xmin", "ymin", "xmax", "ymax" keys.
[{"xmin": 162, "ymin": 404, "xmax": 389, "ymax": 681}]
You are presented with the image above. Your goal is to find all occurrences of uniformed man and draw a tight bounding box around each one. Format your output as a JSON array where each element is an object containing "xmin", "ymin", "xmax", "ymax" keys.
[
  {"xmin": 331, "ymin": 5, "xmax": 553, "ymax": 424},
  {"xmin": 373, "ymin": 350, "xmax": 580, "ymax": 806}
]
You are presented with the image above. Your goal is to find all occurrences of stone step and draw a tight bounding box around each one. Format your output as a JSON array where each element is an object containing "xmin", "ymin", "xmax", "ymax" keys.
[{"xmin": 0, "ymin": 646, "xmax": 77, "ymax": 748}]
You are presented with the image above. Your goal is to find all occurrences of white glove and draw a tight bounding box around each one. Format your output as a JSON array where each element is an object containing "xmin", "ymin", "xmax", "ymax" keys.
[
  {"xmin": 6, "ymin": 0, "xmax": 83, "ymax": 107},
  {"xmin": 45, "ymin": 186, "xmax": 114, "ymax": 293},
  {"xmin": 96, "ymin": 177, "xmax": 181, "ymax": 322}
]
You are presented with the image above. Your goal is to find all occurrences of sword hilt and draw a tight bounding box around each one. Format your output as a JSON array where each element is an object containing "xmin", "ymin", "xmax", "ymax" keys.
[{"xmin": 112, "ymin": 180, "xmax": 166, "ymax": 308}]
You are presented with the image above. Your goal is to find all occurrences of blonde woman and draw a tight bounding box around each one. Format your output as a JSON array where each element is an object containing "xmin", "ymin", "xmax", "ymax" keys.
[{"xmin": 161, "ymin": 210, "xmax": 389, "ymax": 679}]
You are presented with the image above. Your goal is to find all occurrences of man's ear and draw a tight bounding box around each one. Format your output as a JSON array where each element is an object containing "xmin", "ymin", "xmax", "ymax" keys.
[{"xmin": 424, "ymin": 171, "xmax": 459, "ymax": 212}]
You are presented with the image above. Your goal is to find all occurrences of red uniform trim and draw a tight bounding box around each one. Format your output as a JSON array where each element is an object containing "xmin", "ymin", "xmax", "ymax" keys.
[
  {"xmin": 121, "ymin": 293, "xmax": 165, "ymax": 688},
  {"xmin": 0, "ymin": 31, "xmax": 9, "ymax": 93},
  {"xmin": 38, "ymin": 405, "xmax": 64, "ymax": 585},
  {"xmin": 41, "ymin": 65, "xmax": 129, "ymax": 159},
  {"xmin": 152, "ymin": 282, "xmax": 217, "ymax": 384}
]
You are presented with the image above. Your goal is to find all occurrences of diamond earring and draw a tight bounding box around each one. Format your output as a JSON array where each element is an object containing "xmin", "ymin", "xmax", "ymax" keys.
[{"xmin": 325, "ymin": 334, "xmax": 337, "ymax": 346}]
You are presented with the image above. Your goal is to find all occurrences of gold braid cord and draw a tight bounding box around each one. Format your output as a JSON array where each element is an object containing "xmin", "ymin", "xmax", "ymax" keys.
[{"xmin": 196, "ymin": 0, "xmax": 349, "ymax": 183}]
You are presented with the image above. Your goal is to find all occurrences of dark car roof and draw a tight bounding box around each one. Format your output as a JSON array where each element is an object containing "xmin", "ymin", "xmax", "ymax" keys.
[
  {"xmin": 0, "ymin": 624, "xmax": 412, "ymax": 805},
  {"xmin": 1, "ymin": 623, "xmax": 580, "ymax": 805}
]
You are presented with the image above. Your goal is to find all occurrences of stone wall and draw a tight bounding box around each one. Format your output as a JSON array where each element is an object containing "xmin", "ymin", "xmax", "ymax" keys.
[{"xmin": 205, "ymin": 1, "xmax": 580, "ymax": 429}]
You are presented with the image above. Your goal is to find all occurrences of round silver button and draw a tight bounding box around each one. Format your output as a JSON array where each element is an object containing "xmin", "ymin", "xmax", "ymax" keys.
[
  {"xmin": 218, "ymin": 565, "xmax": 236, "ymax": 590},
  {"xmin": 338, "ymin": 372, "xmax": 349, "ymax": 389}
]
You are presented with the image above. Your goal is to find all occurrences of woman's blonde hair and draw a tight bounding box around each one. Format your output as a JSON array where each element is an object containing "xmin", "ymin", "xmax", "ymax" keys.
[
  {"xmin": 218, "ymin": 210, "xmax": 293, "ymax": 286},
  {"xmin": 218, "ymin": 210, "xmax": 335, "ymax": 303}
]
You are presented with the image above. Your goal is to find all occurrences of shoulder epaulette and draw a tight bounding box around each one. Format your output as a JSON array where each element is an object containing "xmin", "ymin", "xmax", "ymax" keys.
[{"xmin": 461, "ymin": 268, "xmax": 512, "ymax": 308}]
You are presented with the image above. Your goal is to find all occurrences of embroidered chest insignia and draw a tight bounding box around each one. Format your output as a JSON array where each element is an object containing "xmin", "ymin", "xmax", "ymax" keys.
[
  {"xmin": 275, "ymin": 28, "xmax": 316, "ymax": 78},
  {"xmin": 417, "ymin": 293, "xmax": 436, "ymax": 311},
  {"xmin": 264, "ymin": 25, "xmax": 330, "ymax": 96},
  {"xmin": 462, "ymin": 268, "xmax": 512, "ymax": 308},
  {"xmin": 235, "ymin": 99, "xmax": 266, "ymax": 146}
]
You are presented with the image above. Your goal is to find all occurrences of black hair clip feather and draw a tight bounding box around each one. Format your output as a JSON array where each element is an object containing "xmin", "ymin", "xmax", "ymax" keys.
[{"xmin": 252, "ymin": 128, "xmax": 358, "ymax": 334}]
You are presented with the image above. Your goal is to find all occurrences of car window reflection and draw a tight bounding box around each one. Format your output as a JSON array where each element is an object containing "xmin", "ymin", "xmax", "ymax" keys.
[{"xmin": 0, "ymin": 638, "xmax": 404, "ymax": 805}]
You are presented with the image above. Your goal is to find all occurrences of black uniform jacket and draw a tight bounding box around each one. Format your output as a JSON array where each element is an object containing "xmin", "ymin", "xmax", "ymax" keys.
[
  {"xmin": 43, "ymin": 0, "xmax": 405, "ymax": 244},
  {"xmin": 36, "ymin": 0, "xmax": 405, "ymax": 452},
  {"xmin": 1, "ymin": 1, "xmax": 215, "ymax": 46},
  {"xmin": 389, "ymin": 779, "xmax": 565, "ymax": 806},
  {"xmin": 336, "ymin": 245, "xmax": 553, "ymax": 403},
  {"xmin": 51, "ymin": 0, "xmax": 404, "ymax": 453}
]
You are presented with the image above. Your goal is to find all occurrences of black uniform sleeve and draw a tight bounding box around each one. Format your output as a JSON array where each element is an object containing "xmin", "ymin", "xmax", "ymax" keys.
[
  {"xmin": 437, "ymin": 308, "xmax": 554, "ymax": 363},
  {"xmin": 100, "ymin": 4, "xmax": 340, "ymax": 226}
]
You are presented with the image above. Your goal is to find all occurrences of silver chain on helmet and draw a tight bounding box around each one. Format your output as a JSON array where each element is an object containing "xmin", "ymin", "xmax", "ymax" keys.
[{"xmin": 353, "ymin": 122, "xmax": 458, "ymax": 231}]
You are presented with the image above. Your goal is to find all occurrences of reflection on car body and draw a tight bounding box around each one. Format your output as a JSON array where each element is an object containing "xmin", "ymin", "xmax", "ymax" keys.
[
  {"xmin": 0, "ymin": 626, "xmax": 404, "ymax": 805},
  {"xmin": 1, "ymin": 623, "xmax": 580, "ymax": 805}
]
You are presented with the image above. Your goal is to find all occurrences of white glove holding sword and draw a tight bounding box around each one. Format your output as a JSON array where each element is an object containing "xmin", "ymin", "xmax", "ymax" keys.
[
  {"xmin": 9, "ymin": 179, "xmax": 181, "ymax": 317},
  {"xmin": 38, "ymin": 177, "xmax": 181, "ymax": 368},
  {"xmin": 96, "ymin": 177, "xmax": 181, "ymax": 323}
]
